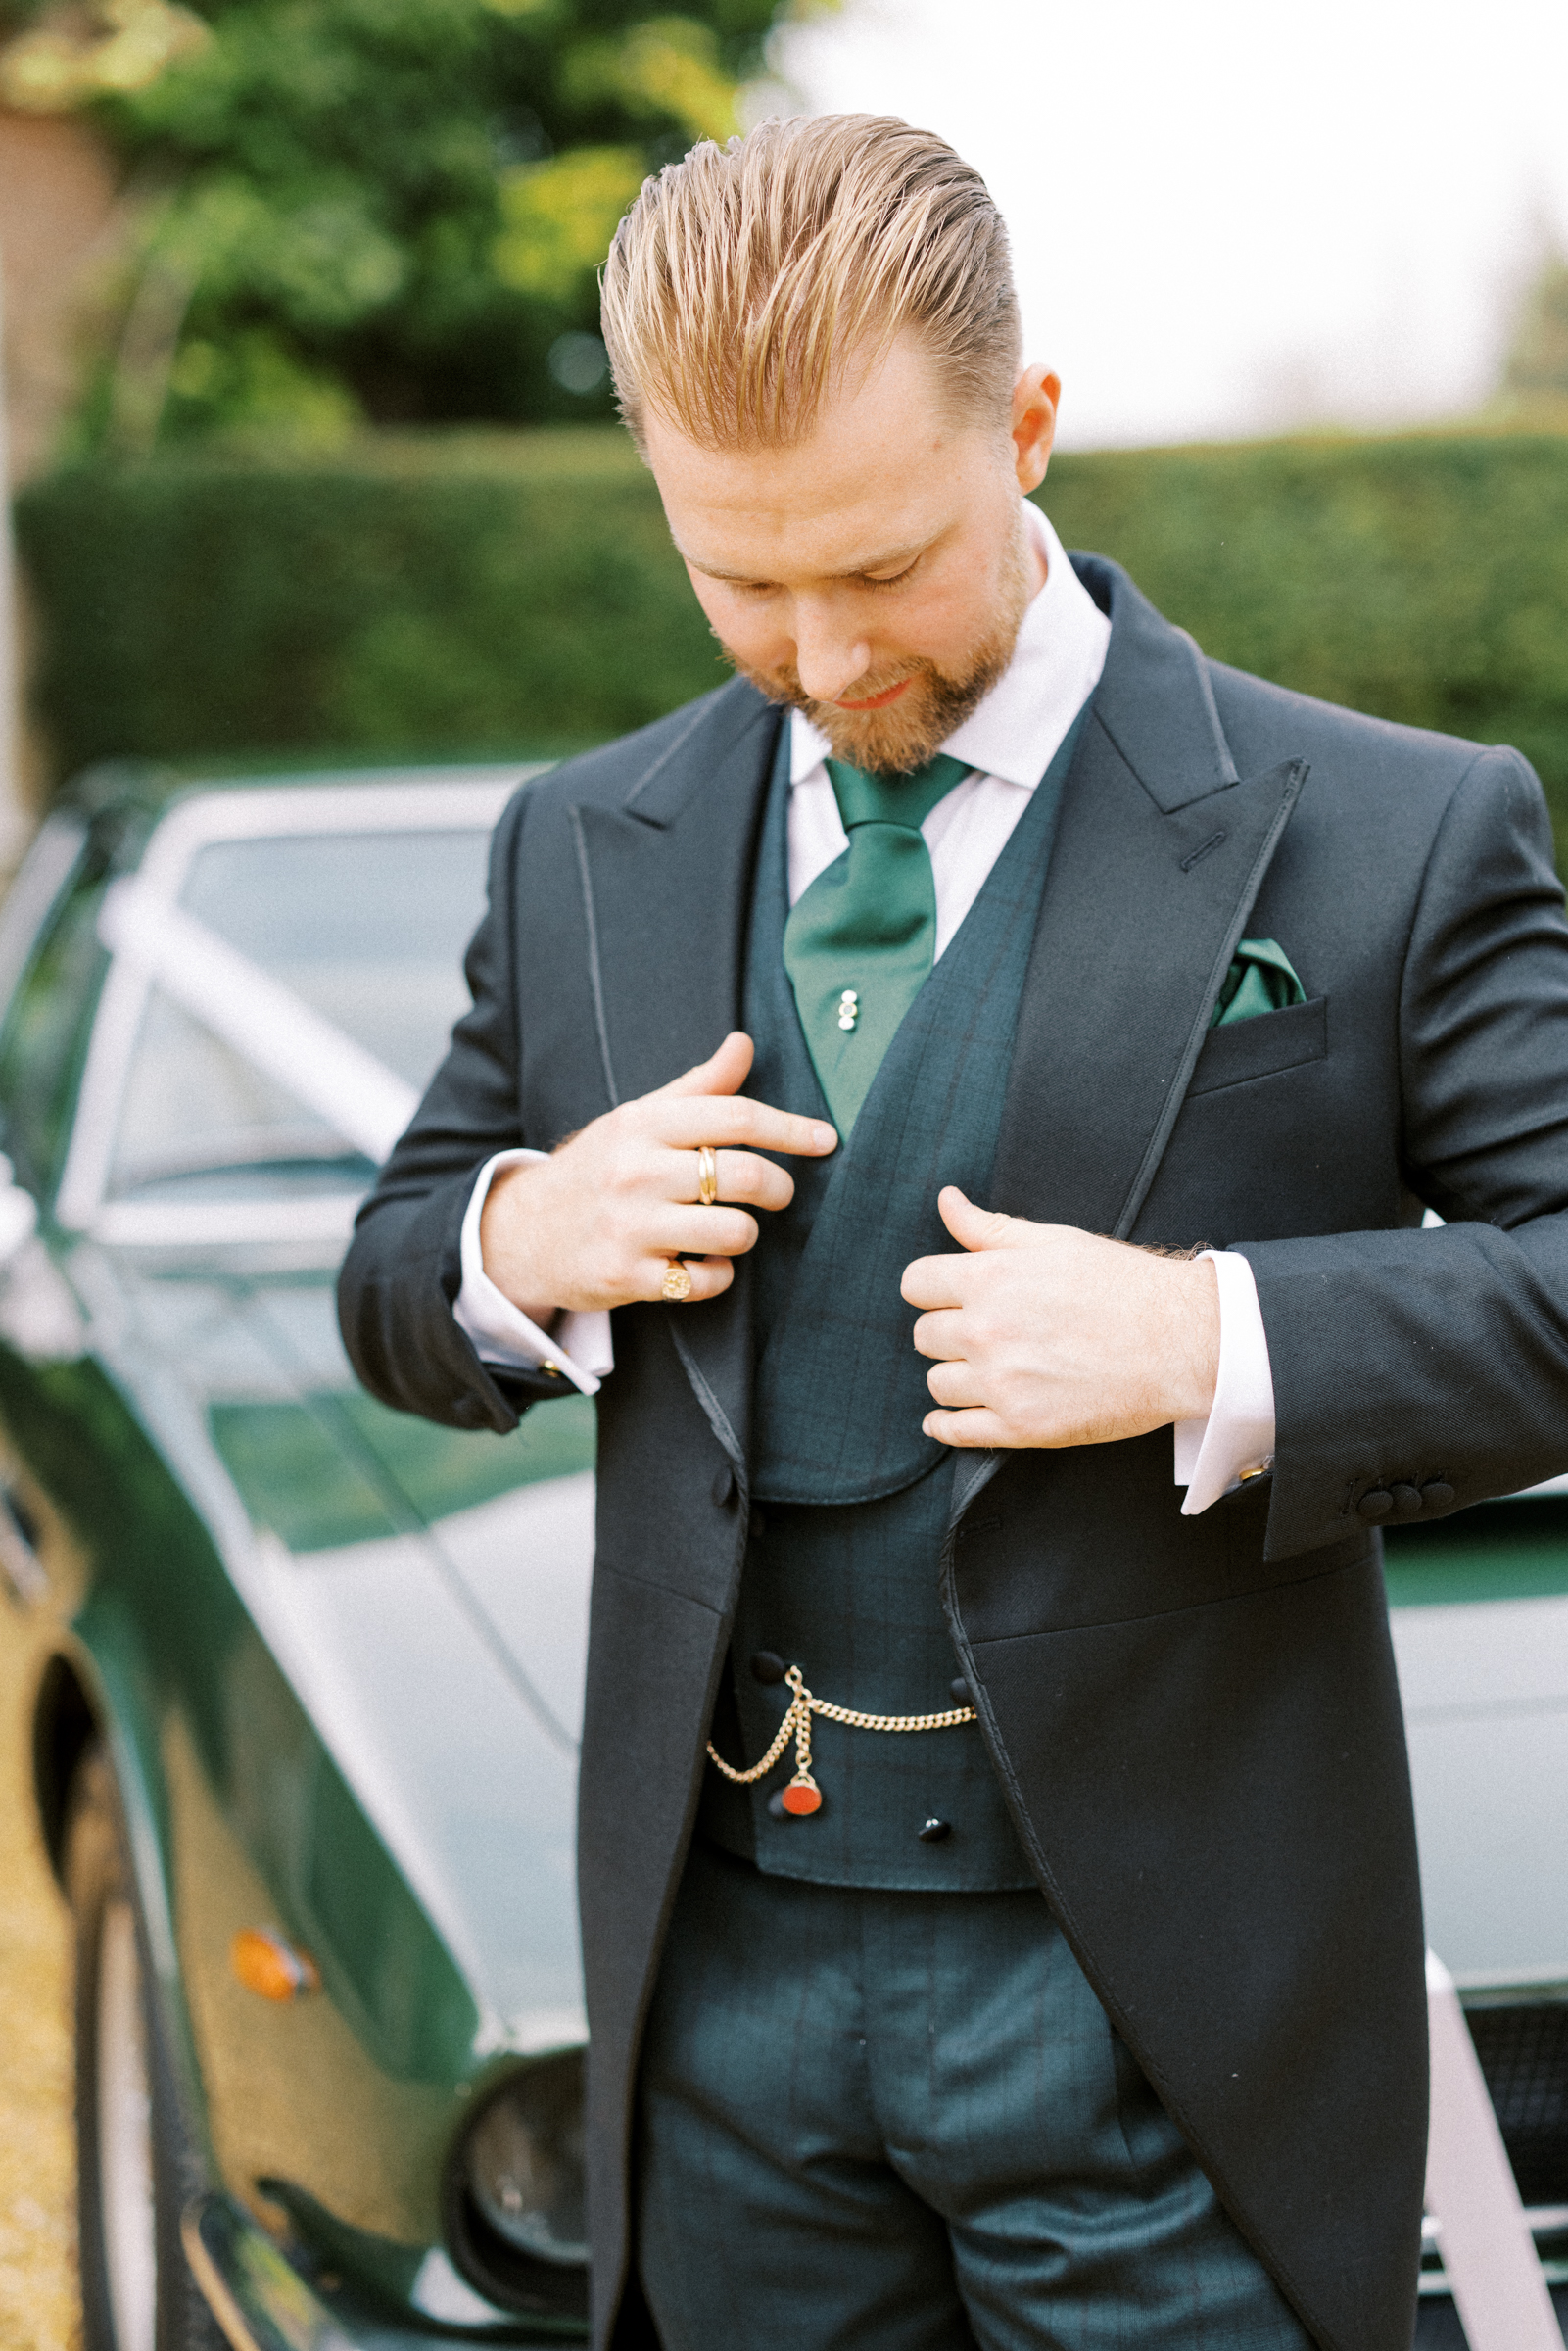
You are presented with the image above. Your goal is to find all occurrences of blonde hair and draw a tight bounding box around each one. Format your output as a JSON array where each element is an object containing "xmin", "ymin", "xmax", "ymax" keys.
[{"xmin": 600, "ymin": 114, "xmax": 1021, "ymax": 452}]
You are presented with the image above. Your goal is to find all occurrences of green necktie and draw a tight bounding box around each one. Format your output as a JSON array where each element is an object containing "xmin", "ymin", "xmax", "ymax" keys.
[{"xmin": 783, "ymin": 751, "xmax": 971, "ymax": 1134}]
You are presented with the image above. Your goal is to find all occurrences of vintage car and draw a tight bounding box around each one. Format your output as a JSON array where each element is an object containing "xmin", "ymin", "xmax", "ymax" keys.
[
  {"xmin": 0, "ymin": 765, "xmax": 597, "ymax": 2349},
  {"xmin": 0, "ymin": 759, "xmax": 1563, "ymax": 2348}
]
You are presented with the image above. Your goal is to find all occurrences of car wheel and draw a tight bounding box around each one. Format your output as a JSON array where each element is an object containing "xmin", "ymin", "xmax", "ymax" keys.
[{"xmin": 66, "ymin": 1746, "xmax": 225, "ymax": 2351}]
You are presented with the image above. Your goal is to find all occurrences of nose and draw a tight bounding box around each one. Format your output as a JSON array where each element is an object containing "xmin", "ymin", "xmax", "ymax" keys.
[{"xmin": 792, "ymin": 602, "xmax": 874, "ymax": 705}]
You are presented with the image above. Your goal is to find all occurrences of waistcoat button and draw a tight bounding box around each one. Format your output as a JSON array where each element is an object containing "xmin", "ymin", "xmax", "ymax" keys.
[
  {"xmin": 950, "ymin": 1677, "xmax": 971, "ymax": 1703},
  {"xmin": 711, "ymin": 1464, "xmax": 736, "ymax": 1507},
  {"xmin": 919, "ymin": 1818, "xmax": 952, "ymax": 1843},
  {"xmin": 750, "ymin": 1651, "xmax": 786, "ymax": 1684}
]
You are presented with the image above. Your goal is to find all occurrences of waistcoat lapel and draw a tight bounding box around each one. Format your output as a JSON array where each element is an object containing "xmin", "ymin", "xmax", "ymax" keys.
[
  {"xmin": 569, "ymin": 678, "xmax": 781, "ymax": 1472},
  {"xmin": 750, "ymin": 715, "xmax": 1083, "ymax": 1507}
]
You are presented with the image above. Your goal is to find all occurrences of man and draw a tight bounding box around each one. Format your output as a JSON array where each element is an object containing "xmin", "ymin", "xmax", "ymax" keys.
[{"xmin": 338, "ymin": 115, "xmax": 1568, "ymax": 2351}]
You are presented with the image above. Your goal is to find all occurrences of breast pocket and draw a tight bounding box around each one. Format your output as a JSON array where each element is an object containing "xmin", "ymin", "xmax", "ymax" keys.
[{"xmin": 1187, "ymin": 995, "xmax": 1327, "ymax": 1098}]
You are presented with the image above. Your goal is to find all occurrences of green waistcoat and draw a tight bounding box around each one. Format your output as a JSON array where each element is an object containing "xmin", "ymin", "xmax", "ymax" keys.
[{"xmin": 698, "ymin": 710, "xmax": 1088, "ymax": 1891}]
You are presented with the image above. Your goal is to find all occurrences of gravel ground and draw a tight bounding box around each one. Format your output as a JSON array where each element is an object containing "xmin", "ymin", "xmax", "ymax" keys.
[{"xmin": 0, "ymin": 1621, "xmax": 80, "ymax": 2351}]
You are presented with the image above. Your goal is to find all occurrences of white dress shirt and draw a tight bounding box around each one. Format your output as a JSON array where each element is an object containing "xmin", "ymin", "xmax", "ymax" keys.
[{"xmin": 454, "ymin": 502, "xmax": 1275, "ymax": 1512}]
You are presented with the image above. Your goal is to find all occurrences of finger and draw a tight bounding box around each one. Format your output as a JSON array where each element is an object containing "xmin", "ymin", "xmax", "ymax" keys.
[
  {"xmin": 658, "ymin": 1032, "xmax": 755, "ymax": 1101},
  {"xmin": 642, "ymin": 1254, "xmax": 736, "ymax": 1305},
  {"xmin": 655, "ymin": 1094, "xmax": 837, "ymax": 1160},
  {"xmin": 911, "ymin": 1307, "xmax": 968, "ymax": 1361},
  {"xmin": 655, "ymin": 1205, "xmax": 760, "ymax": 1260},
  {"xmin": 937, "ymin": 1185, "xmax": 1029, "ymax": 1253},
  {"xmin": 925, "ymin": 1358, "xmax": 983, "ymax": 1409},
  {"xmin": 699, "ymin": 1149, "xmax": 796, "ymax": 1213},
  {"xmin": 901, "ymin": 1251, "xmax": 970, "ymax": 1312},
  {"xmin": 922, "ymin": 1406, "xmax": 1014, "ymax": 1449}
]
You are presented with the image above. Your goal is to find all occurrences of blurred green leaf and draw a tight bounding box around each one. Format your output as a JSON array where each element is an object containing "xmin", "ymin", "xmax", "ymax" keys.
[{"xmin": 493, "ymin": 146, "xmax": 645, "ymax": 299}]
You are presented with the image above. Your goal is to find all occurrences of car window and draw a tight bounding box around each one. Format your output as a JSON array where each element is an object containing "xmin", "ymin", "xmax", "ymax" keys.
[
  {"xmin": 107, "ymin": 827, "xmax": 490, "ymax": 1200},
  {"xmin": 0, "ymin": 857, "xmax": 110, "ymax": 1195}
]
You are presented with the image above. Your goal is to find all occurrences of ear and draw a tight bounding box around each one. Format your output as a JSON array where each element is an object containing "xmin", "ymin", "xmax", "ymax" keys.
[{"xmin": 1011, "ymin": 363, "xmax": 1060, "ymax": 496}]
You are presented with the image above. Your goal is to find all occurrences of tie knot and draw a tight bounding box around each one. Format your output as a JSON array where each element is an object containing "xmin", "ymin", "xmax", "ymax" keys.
[{"xmin": 825, "ymin": 751, "xmax": 971, "ymax": 834}]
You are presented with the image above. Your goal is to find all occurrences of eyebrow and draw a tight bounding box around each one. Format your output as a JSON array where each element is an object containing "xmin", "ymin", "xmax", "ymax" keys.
[{"xmin": 678, "ymin": 537, "xmax": 931, "ymax": 585}]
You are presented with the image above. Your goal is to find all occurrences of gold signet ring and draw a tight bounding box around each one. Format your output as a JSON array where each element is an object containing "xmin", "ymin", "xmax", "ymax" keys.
[
  {"xmin": 662, "ymin": 1261, "xmax": 693, "ymax": 1302},
  {"xmin": 697, "ymin": 1145, "xmax": 719, "ymax": 1207}
]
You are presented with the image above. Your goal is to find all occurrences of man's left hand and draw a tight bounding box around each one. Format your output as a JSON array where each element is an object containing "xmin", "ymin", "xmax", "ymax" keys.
[{"xmin": 902, "ymin": 1187, "xmax": 1221, "ymax": 1450}]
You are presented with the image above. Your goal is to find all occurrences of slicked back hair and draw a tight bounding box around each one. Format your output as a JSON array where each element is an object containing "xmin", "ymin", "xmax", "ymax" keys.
[{"xmin": 600, "ymin": 114, "xmax": 1022, "ymax": 453}]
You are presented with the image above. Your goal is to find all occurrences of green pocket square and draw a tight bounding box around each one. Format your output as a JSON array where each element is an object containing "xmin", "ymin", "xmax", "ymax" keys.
[{"xmin": 1211, "ymin": 937, "xmax": 1306, "ymax": 1028}]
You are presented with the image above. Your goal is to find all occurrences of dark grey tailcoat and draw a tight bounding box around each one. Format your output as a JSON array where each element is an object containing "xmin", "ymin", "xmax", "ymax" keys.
[{"xmin": 339, "ymin": 555, "xmax": 1568, "ymax": 2351}]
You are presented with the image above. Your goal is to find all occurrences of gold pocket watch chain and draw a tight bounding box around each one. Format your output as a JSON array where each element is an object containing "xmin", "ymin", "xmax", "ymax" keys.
[{"xmin": 706, "ymin": 1664, "xmax": 977, "ymax": 1817}]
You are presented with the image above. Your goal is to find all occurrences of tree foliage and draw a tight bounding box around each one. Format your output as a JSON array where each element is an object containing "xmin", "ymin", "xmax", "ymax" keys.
[{"xmin": 72, "ymin": 0, "xmax": 791, "ymax": 447}]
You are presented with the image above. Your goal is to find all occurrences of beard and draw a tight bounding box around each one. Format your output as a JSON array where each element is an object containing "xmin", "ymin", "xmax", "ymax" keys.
[{"xmin": 721, "ymin": 506, "xmax": 1035, "ymax": 776}]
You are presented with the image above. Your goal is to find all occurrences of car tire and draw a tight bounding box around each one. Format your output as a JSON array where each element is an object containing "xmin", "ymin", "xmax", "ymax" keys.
[{"xmin": 65, "ymin": 1745, "xmax": 226, "ymax": 2351}]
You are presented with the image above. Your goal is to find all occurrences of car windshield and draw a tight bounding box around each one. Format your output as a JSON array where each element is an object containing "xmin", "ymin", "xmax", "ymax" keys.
[{"xmin": 107, "ymin": 826, "xmax": 489, "ymax": 1200}]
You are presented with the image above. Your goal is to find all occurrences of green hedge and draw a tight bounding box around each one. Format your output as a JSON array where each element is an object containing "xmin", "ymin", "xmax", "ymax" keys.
[
  {"xmin": 15, "ymin": 431, "xmax": 720, "ymax": 774},
  {"xmin": 1039, "ymin": 431, "xmax": 1568, "ymax": 851},
  {"xmin": 17, "ymin": 424, "xmax": 1568, "ymax": 858}
]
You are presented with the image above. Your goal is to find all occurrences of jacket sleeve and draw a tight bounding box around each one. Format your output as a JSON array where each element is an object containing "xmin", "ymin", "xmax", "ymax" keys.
[
  {"xmin": 336, "ymin": 784, "xmax": 568, "ymax": 1433},
  {"xmin": 1236, "ymin": 744, "xmax": 1568, "ymax": 1560}
]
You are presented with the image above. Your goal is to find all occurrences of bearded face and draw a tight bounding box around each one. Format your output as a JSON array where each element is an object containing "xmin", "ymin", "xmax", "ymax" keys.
[
  {"xmin": 644, "ymin": 331, "xmax": 1057, "ymax": 782},
  {"xmin": 723, "ymin": 503, "xmax": 1035, "ymax": 776}
]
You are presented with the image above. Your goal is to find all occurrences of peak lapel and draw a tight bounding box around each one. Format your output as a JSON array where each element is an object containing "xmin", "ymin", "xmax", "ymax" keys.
[
  {"xmin": 570, "ymin": 679, "xmax": 781, "ymax": 1471},
  {"xmin": 991, "ymin": 561, "xmax": 1307, "ymax": 1240}
]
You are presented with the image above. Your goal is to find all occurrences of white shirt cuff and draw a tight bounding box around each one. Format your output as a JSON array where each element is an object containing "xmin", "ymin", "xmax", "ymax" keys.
[
  {"xmin": 1173, "ymin": 1248, "xmax": 1275, "ymax": 1515},
  {"xmin": 452, "ymin": 1149, "xmax": 613, "ymax": 1398}
]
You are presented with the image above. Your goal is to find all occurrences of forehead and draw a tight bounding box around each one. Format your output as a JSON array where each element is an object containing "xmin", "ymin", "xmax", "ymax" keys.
[{"xmin": 644, "ymin": 333, "xmax": 995, "ymax": 585}]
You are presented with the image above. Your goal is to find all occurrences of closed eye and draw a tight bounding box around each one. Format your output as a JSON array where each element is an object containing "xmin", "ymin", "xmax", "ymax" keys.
[{"xmin": 863, "ymin": 557, "xmax": 921, "ymax": 590}]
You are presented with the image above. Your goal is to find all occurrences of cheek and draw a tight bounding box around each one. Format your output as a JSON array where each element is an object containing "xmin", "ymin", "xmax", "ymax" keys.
[
  {"xmin": 911, "ymin": 567, "xmax": 998, "ymax": 658},
  {"xmin": 687, "ymin": 574, "xmax": 784, "ymax": 664}
]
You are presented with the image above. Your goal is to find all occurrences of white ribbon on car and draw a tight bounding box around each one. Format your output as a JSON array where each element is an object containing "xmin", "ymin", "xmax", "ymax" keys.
[
  {"xmin": 99, "ymin": 878, "xmax": 419, "ymax": 1165},
  {"xmin": 1424, "ymin": 1947, "xmax": 1563, "ymax": 2347}
]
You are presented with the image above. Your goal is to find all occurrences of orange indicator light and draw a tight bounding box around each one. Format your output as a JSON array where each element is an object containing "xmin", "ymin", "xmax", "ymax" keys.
[{"xmin": 230, "ymin": 1926, "xmax": 319, "ymax": 2002}]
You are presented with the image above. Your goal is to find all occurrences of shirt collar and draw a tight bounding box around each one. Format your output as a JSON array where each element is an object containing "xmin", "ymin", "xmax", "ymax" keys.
[{"xmin": 790, "ymin": 501, "xmax": 1111, "ymax": 789}]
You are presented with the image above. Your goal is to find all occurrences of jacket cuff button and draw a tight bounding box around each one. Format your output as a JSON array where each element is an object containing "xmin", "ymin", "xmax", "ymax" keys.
[
  {"xmin": 1421, "ymin": 1480, "xmax": 1455, "ymax": 1511},
  {"xmin": 1357, "ymin": 1488, "xmax": 1394, "ymax": 1522},
  {"xmin": 1391, "ymin": 1483, "xmax": 1423, "ymax": 1517}
]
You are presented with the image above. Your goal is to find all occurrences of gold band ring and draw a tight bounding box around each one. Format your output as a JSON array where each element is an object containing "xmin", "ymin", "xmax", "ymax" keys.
[
  {"xmin": 696, "ymin": 1145, "xmax": 719, "ymax": 1208},
  {"xmin": 661, "ymin": 1260, "xmax": 692, "ymax": 1303}
]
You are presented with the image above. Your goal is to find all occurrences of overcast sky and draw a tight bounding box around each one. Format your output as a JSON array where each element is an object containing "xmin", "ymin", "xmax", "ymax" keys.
[{"xmin": 763, "ymin": 0, "xmax": 1568, "ymax": 448}]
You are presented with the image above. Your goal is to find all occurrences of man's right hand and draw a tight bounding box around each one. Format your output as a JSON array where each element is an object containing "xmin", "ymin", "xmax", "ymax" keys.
[{"xmin": 479, "ymin": 1031, "xmax": 836, "ymax": 1321}]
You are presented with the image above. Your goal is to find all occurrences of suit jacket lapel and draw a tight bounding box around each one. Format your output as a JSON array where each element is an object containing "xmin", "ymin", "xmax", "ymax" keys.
[
  {"xmin": 569, "ymin": 576, "xmax": 1303, "ymax": 1480},
  {"xmin": 990, "ymin": 558, "xmax": 1307, "ymax": 1241},
  {"xmin": 570, "ymin": 678, "xmax": 781, "ymax": 1472}
]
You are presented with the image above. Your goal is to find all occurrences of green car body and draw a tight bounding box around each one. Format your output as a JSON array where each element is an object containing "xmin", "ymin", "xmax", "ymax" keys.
[
  {"xmin": 1, "ymin": 767, "xmax": 598, "ymax": 2345},
  {"xmin": 4, "ymin": 762, "xmax": 1568, "ymax": 2344}
]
